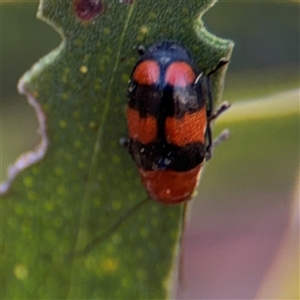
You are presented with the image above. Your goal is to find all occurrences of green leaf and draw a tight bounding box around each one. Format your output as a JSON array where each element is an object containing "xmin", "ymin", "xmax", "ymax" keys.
[{"xmin": 1, "ymin": 0, "xmax": 233, "ymax": 298}]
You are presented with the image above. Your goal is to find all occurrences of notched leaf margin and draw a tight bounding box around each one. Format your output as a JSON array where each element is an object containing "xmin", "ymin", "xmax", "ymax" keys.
[{"xmin": 0, "ymin": 82, "xmax": 49, "ymax": 195}]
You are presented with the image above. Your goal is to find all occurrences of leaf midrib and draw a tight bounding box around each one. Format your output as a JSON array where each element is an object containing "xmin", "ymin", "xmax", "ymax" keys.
[{"xmin": 67, "ymin": 4, "xmax": 136, "ymax": 298}]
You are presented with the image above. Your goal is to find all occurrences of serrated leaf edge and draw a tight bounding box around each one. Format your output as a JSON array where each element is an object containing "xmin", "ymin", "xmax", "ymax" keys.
[{"xmin": 0, "ymin": 82, "xmax": 49, "ymax": 195}]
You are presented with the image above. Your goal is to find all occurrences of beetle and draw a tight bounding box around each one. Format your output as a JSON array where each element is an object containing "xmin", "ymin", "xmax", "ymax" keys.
[{"xmin": 126, "ymin": 41, "xmax": 230, "ymax": 204}]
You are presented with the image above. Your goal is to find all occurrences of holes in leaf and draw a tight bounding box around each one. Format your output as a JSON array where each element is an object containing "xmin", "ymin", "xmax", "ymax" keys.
[{"xmin": 74, "ymin": 0, "xmax": 104, "ymax": 21}]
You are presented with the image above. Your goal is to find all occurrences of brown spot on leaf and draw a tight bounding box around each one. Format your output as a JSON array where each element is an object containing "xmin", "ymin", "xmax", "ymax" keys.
[{"xmin": 74, "ymin": 0, "xmax": 104, "ymax": 21}]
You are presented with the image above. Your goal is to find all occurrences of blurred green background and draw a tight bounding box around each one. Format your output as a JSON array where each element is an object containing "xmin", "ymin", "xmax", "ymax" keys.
[{"xmin": 1, "ymin": 1, "xmax": 299, "ymax": 299}]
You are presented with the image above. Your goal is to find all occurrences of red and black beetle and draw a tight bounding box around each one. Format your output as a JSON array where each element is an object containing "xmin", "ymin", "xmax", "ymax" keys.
[{"xmin": 126, "ymin": 41, "xmax": 229, "ymax": 204}]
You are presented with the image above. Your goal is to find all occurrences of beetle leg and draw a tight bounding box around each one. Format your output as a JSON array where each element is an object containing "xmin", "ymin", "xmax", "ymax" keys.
[
  {"xmin": 205, "ymin": 101, "xmax": 231, "ymax": 161},
  {"xmin": 207, "ymin": 58, "xmax": 229, "ymax": 77},
  {"xmin": 204, "ymin": 58, "xmax": 230, "ymax": 160},
  {"xmin": 205, "ymin": 125, "xmax": 213, "ymax": 160},
  {"xmin": 205, "ymin": 126, "xmax": 231, "ymax": 161},
  {"xmin": 205, "ymin": 102, "xmax": 231, "ymax": 160},
  {"xmin": 208, "ymin": 101, "xmax": 231, "ymax": 122},
  {"xmin": 205, "ymin": 58, "xmax": 230, "ymax": 117},
  {"xmin": 213, "ymin": 129, "xmax": 230, "ymax": 148}
]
